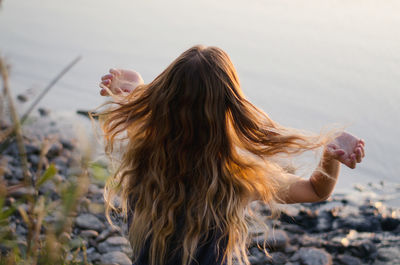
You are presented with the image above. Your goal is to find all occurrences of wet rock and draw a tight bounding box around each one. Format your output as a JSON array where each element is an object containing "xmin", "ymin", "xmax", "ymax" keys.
[
  {"xmin": 97, "ymin": 236, "xmax": 132, "ymax": 256},
  {"xmin": 381, "ymin": 217, "xmax": 400, "ymax": 231},
  {"xmin": 291, "ymin": 247, "xmax": 332, "ymax": 265},
  {"xmin": 336, "ymin": 254, "xmax": 362, "ymax": 265},
  {"xmin": 75, "ymin": 213, "xmax": 104, "ymax": 231},
  {"xmin": 99, "ymin": 251, "xmax": 131, "ymax": 265}
]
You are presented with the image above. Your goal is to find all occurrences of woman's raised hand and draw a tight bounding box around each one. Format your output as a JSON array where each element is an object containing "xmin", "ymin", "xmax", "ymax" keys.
[
  {"xmin": 99, "ymin": 68, "xmax": 144, "ymax": 96},
  {"xmin": 325, "ymin": 132, "xmax": 365, "ymax": 169}
]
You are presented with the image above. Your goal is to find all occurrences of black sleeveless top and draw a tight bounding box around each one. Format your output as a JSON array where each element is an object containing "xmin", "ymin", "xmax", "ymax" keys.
[{"xmin": 128, "ymin": 210, "xmax": 227, "ymax": 265}]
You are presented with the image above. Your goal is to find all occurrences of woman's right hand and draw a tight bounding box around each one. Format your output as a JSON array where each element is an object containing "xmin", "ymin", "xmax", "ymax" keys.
[
  {"xmin": 324, "ymin": 132, "xmax": 365, "ymax": 169},
  {"xmin": 99, "ymin": 68, "xmax": 144, "ymax": 96}
]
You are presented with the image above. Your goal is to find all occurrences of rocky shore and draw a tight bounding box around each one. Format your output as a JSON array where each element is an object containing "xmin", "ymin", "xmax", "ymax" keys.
[{"xmin": 1, "ymin": 118, "xmax": 399, "ymax": 265}]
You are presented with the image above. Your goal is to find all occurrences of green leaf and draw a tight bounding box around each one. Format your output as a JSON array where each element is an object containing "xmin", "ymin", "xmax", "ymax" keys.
[{"xmin": 37, "ymin": 164, "xmax": 57, "ymax": 187}]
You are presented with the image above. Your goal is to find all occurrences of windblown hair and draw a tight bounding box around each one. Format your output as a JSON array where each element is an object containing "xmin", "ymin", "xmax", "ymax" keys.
[{"xmin": 99, "ymin": 45, "xmax": 331, "ymax": 265}]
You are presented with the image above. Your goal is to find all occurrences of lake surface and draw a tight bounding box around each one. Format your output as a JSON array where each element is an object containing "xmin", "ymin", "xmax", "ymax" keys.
[{"xmin": 1, "ymin": 0, "xmax": 399, "ymax": 199}]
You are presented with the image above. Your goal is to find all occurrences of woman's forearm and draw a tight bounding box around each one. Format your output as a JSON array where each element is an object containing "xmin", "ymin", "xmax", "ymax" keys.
[{"xmin": 309, "ymin": 150, "xmax": 341, "ymax": 200}]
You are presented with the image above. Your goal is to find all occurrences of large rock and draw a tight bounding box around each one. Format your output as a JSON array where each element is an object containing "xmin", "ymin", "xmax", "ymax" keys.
[
  {"xmin": 97, "ymin": 236, "xmax": 132, "ymax": 256},
  {"xmin": 99, "ymin": 251, "xmax": 131, "ymax": 265},
  {"xmin": 291, "ymin": 247, "xmax": 332, "ymax": 265},
  {"xmin": 75, "ymin": 213, "xmax": 104, "ymax": 231}
]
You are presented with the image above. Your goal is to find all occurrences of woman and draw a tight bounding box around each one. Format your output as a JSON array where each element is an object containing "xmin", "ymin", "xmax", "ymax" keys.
[{"xmin": 98, "ymin": 45, "xmax": 365, "ymax": 265}]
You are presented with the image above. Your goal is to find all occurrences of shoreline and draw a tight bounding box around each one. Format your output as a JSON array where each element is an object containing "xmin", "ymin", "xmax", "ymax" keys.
[{"xmin": 0, "ymin": 114, "xmax": 399, "ymax": 264}]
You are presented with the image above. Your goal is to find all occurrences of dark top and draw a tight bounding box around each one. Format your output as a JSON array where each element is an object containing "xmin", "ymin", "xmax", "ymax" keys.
[{"xmin": 128, "ymin": 210, "xmax": 227, "ymax": 265}]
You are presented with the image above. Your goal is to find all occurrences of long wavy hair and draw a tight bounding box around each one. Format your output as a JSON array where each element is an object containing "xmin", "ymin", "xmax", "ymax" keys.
[{"xmin": 98, "ymin": 45, "xmax": 331, "ymax": 265}]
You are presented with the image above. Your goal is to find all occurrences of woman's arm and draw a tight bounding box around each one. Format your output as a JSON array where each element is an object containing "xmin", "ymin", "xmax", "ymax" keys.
[{"xmin": 278, "ymin": 132, "xmax": 365, "ymax": 204}]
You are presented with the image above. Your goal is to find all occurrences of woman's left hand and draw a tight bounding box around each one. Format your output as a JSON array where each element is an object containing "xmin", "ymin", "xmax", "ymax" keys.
[{"xmin": 324, "ymin": 132, "xmax": 365, "ymax": 169}]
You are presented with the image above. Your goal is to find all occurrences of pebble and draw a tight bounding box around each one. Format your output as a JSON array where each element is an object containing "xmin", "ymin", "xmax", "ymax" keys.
[
  {"xmin": 38, "ymin": 108, "xmax": 50, "ymax": 117},
  {"xmin": 75, "ymin": 213, "xmax": 105, "ymax": 231},
  {"xmin": 99, "ymin": 251, "xmax": 132, "ymax": 265}
]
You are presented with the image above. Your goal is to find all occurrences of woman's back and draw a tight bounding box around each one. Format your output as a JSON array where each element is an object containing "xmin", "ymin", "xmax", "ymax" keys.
[
  {"xmin": 128, "ymin": 210, "xmax": 227, "ymax": 265},
  {"xmin": 98, "ymin": 45, "xmax": 365, "ymax": 265}
]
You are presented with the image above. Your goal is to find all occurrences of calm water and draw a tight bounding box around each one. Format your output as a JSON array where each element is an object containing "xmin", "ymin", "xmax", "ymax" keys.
[{"xmin": 1, "ymin": 0, "xmax": 399, "ymax": 198}]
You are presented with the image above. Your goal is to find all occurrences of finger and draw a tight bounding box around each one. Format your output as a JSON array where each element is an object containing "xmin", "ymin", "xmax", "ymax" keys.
[
  {"xmin": 359, "ymin": 145, "xmax": 365, "ymax": 158},
  {"xmin": 109, "ymin": 68, "xmax": 121, "ymax": 76},
  {"xmin": 350, "ymin": 154, "xmax": 357, "ymax": 168},
  {"xmin": 327, "ymin": 143, "xmax": 339, "ymax": 150},
  {"xmin": 100, "ymin": 88, "xmax": 108, "ymax": 96},
  {"xmin": 356, "ymin": 144, "xmax": 365, "ymax": 158},
  {"xmin": 101, "ymin": 79, "xmax": 111, "ymax": 86},
  {"xmin": 100, "ymin": 83, "xmax": 113, "ymax": 96},
  {"xmin": 101, "ymin": 74, "xmax": 113, "ymax": 81},
  {"xmin": 355, "ymin": 147, "xmax": 362, "ymax": 163},
  {"xmin": 333, "ymin": 149, "xmax": 346, "ymax": 157}
]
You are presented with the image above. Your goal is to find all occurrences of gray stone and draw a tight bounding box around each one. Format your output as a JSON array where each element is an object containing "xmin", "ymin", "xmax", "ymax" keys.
[
  {"xmin": 336, "ymin": 254, "xmax": 362, "ymax": 265},
  {"xmin": 97, "ymin": 236, "xmax": 132, "ymax": 256},
  {"xmin": 291, "ymin": 247, "xmax": 332, "ymax": 265},
  {"xmin": 377, "ymin": 247, "xmax": 400, "ymax": 262},
  {"xmin": 99, "ymin": 251, "xmax": 131, "ymax": 265},
  {"xmin": 75, "ymin": 213, "xmax": 105, "ymax": 231}
]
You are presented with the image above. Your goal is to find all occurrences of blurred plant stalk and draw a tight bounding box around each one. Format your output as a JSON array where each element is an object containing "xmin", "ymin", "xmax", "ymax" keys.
[{"xmin": 0, "ymin": 54, "xmax": 92, "ymax": 264}]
